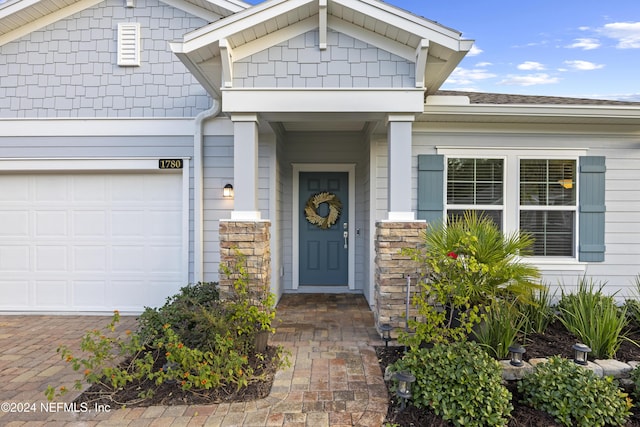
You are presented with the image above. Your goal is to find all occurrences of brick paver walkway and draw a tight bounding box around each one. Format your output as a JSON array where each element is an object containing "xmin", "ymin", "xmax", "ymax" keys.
[{"xmin": 0, "ymin": 294, "xmax": 387, "ymax": 426}]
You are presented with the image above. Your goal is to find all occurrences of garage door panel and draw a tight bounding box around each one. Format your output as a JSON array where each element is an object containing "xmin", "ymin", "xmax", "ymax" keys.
[
  {"xmin": 112, "ymin": 211, "xmax": 145, "ymax": 237},
  {"xmin": 0, "ymin": 211, "xmax": 29, "ymax": 236},
  {"xmin": 73, "ymin": 211, "xmax": 107, "ymax": 237},
  {"xmin": 0, "ymin": 246, "xmax": 30, "ymax": 271},
  {"xmin": 0, "ymin": 280, "xmax": 29, "ymax": 306},
  {"xmin": 0, "ymin": 171, "xmax": 185, "ymax": 312},
  {"xmin": 35, "ymin": 280, "xmax": 67, "ymax": 306},
  {"xmin": 35, "ymin": 246, "xmax": 67, "ymax": 271},
  {"xmin": 149, "ymin": 246, "xmax": 182, "ymax": 272},
  {"xmin": 73, "ymin": 246, "xmax": 107, "ymax": 272},
  {"xmin": 73, "ymin": 281, "xmax": 107, "ymax": 307},
  {"xmin": 0, "ymin": 176, "xmax": 29, "ymax": 201},
  {"xmin": 72, "ymin": 176, "xmax": 107, "ymax": 202},
  {"xmin": 35, "ymin": 211, "xmax": 68, "ymax": 237},
  {"xmin": 36, "ymin": 176, "xmax": 69, "ymax": 202}
]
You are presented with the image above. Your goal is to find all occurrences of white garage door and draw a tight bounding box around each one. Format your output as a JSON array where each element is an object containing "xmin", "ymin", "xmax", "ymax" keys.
[{"xmin": 0, "ymin": 172, "xmax": 186, "ymax": 312}]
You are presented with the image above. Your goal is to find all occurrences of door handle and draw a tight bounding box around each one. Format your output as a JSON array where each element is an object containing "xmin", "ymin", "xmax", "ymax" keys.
[{"xmin": 343, "ymin": 231, "xmax": 348, "ymax": 249}]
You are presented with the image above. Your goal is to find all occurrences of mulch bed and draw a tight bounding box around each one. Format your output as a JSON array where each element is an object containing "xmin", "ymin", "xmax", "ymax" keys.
[
  {"xmin": 73, "ymin": 345, "xmax": 280, "ymax": 408},
  {"xmin": 378, "ymin": 321, "xmax": 640, "ymax": 426}
]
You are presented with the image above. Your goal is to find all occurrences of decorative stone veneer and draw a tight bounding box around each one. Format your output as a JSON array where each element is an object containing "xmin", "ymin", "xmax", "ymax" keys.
[
  {"xmin": 218, "ymin": 220, "xmax": 271, "ymax": 299},
  {"xmin": 374, "ymin": 221, "xmax": 427, "ymax": 336}
]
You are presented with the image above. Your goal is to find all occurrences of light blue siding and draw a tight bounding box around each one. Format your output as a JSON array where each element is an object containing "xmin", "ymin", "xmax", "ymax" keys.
[
  {"xmin": 233, "ymin": 29, "xmax": 415, "ymax": 88},
  {"xmin": 0, "ymin": 0, "xmax": 210, "ymax": 118}
]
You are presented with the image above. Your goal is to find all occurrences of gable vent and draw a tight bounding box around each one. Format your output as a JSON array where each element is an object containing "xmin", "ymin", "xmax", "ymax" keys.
[{"xmin": 117, "ymin": 23, "xmax": 141, "ymax": 66}]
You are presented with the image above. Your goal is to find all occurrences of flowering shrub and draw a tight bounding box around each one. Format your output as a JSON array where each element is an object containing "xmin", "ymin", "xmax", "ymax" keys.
[
  {"xmin": 400, "ymin": 211, "xmax": 540, "ymax": 348},
  {"xmin": 46, "ymin": 252, "xmax": 286, "ymax": 403}
]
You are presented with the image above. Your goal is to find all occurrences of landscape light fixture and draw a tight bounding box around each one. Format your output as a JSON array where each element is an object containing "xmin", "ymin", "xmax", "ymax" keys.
[
  {"xmin": 572, "ymin": 343, "xmax": 592, "ymax": 365},
  {"xmin": 394, "ymin": 371, "xmax": 415, "ymax": 410},
  {"xmin": 380, "ymin": 323, "xmax": 393, "ymax": 348},
  {"xmin": 508, "ymin": 344, "xmax": 526, "ymax": 367}
]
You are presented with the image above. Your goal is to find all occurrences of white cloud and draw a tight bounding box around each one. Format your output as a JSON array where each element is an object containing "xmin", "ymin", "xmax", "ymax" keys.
[
  {"xmin": 566, "ymin": 38, "xmax": 601, "ymax": 50},
  {"xmin": 467, "ymin": 45, "xmax": 483, "ymax": 56},
  {"xmin": 564, "ymin": 60, "xmax": 605, "ymax": 70},
  {"xmin": 445, "ymin": 67, "xmax": 496, "ymax": 86},
  {"xmin": 475, "ymin": 62, "xmax": 492, "ymax": 67},
  {"xmin": 498, "ymin": 73, "xmax": 560, "ymax": 86},
  {"xmin": 599, "ymin": 22, "xmax": 640, "ymax": 48},
  {"xmin": 517, "ymin": 61, "xmax": 545, "ymax": 71}
]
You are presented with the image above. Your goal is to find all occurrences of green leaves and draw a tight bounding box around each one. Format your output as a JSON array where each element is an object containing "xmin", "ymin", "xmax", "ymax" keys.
[
  {"xmin": 392, "ymin": 342, "xmax": 512, "ymax": 427},
  {"xmin": 558, "ymin": 278, "xmax": 629, "ymax": 359},
  {"xmin": 518, "ymin": 356, "xmax": 632, "ymax": 427}
]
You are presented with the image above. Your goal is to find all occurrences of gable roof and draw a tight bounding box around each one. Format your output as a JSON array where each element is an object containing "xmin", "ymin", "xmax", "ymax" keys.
[
  {"xmin": 171, "ymin": 0, "xmax": 473, "ymax": 97},
  {"xmin": 0, "ymin": 0, "xmax": 249, "ymax": 47}
]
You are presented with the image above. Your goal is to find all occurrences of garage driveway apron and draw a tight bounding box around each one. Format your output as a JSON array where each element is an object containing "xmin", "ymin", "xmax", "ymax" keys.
[{"xmin": 0, "ymin": 294, "xmax": 388, "ymax": 426}]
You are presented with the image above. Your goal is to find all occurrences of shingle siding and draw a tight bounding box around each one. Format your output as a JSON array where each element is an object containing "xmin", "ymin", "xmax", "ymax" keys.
[
  {"xmin": 0, "ymin": 0, "xmax": 210, "ymax": 118},
  {"xmin": 233, "ymin": 29, "xmax": 415, "ymax": 88}
]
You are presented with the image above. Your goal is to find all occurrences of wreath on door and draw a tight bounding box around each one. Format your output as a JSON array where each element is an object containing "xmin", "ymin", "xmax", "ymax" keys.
[{"xmin": 304, "ymin": 192, "xmax": 342, "ymax": 229}]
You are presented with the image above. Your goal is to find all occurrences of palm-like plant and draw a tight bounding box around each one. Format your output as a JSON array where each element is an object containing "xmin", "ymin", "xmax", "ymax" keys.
[{"xmin": 418, "ymin": 211, "xmax": 541, "ymax": 306}]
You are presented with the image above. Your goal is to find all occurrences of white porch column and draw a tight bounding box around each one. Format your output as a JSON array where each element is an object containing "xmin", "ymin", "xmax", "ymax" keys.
[
  {"xmin": 231, "ymin": 113, "xmax": 261, "ymax": 220},
  {"xmin": 387, "ymin": 114, "xmax": 415, "ymax": 220}
]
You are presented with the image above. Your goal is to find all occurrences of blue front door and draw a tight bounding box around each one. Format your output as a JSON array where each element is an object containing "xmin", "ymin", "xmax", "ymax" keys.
[{"xmin": 299, "ymin": 172, "xmax": 348, "ymax": 286}]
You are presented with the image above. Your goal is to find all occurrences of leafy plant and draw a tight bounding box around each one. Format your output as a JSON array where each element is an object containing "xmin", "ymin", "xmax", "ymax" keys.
[
  {"xmin": 473, "ymin": 300, "xmax": 527, "ymax": 359},
  {"xmin": 557, "ymin": 277, "xmax": 629, "ymax": 359},
  {"xmin": 623, "ymin": 274, "xmax": 640, "ymax": 328},
  {"xmin": 629, "ymin": 364, "xmax": 640, "ymax": 401},
  {"xmin": 518, "ymin": 356, "xmax": 632, "ymax": 427},
  {"xmin": 46, "ymin": 252, "xmax": 285, "ymax": 404},
  {"xmin": 392, "ymin": 341, "xmax": 513, "ymax": 427},
  {"xmin": 400, "ymin": 211, "xmax": 541, "ymax": 348},
  {"xmin": 519, "ymin": 283, "xmax": 556, "ymax": 335}
]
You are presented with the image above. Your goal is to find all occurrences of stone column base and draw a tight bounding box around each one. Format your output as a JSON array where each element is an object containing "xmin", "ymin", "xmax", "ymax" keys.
[
  {"xmin": 219, "ymin": 220, "xmax": 271, "ymax": 300},
  {"xmin": 374, "ymin": 221, "xmax": 426, "ymax": 337}
]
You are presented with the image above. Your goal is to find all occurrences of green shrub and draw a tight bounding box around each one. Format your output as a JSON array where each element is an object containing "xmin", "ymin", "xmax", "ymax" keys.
[
  {"xmin": 392, "ymin": 341, "xmax": 512, "ymax": 427},
  {"xmin": 623, "ymin": 274, "xmax": 640, "ymax": 328},
  {"xmin": 519, "ymin": 283, "xmax": 556, "ymax": 335},
  {"xmin": 400, "ymin": 211, "xmax": 541, "ymax": 348},
  {"xmin": 138, "ymin": 281, "xmax": 222, "ymax": 349},
  {"xmin": 558, "ymin": 278, "xmax": 628, "ymax": 359},
  {"xmin": 518, "ymin": 356, "xmax": 632, "ymax": 427},
  {"xmin": 473, "ymin": 301, "xmax": 526, "ymax": 359}
]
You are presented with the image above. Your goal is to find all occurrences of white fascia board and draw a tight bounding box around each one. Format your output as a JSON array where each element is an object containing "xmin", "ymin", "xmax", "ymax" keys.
[
  {"xmin": 330, "ymin": 0, "xmax": 463, "ymax": 51},
  {"xmin": 206, "ymin": 0, "xmax": 251, "ymax": 13},
  {"xmin": 328, "ymin": 16, "xmax": 414, "ymax": 62},
  {"xmin": 222, "ymin": 88, "xmax": 424, "ymax": 113},
  {"xmin": 0, "ymin": 118, "xmax": 194, "ymax": 137},
  {"xmin": 422, "ymin": 104, "xmax": 640, "ymax": 119},
  {"xmin": 171, "ymin": 45, "xmax": 222, "ymax": 97},
  {"xmin": 233, "ymin": 15, "xmax": 316, "ymax": 61},
  {"xmin": 182, "ymin": 0, "xmax": 314, "ymax": 52},
  {"xmin": 160, "ymin": 0, "xmax": 223, "ymax": 22},
  {"xmin": 0, "ymin": 0, "xmax": 103, "ymax": 47}
]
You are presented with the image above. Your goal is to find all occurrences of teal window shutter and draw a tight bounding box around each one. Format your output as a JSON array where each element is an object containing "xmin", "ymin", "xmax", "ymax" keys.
[
  {"xmin": 578, "ymin": 156, "xmax": 606, "ymax": 262},
  {"xmin": 417, "ymin": 155, "xmax": 444, "ymax": 223}
]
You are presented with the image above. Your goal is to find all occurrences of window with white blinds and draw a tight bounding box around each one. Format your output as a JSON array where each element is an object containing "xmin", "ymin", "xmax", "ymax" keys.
[
  {"xmin": 446, "ymin": 157, "xmax": 504, "ymax": 229},
  {"xmin": 519, "ymin": 159, "xmax": 576, "ymax": 256},
  {"xmin": 443, "ymin": 154, "xmax": 579, "ymax": 258}
]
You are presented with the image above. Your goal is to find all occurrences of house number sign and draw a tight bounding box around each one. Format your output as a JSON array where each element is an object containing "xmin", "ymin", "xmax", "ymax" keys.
[{"xmin": 159, "ymin": 159, "xmax": 183, "ymax": 169}]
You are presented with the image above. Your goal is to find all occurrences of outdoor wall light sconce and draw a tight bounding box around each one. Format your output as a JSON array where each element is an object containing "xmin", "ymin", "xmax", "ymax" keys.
[
  {"xmin": 394, "ymin": 371, "xmax": 415, "ymax": 410},
  {"xmin": 380, "ymin": 323, "xmax": 393, "ymax": 348},
  {"xmin": 572, "ymin": 343, "xmax": 592, "ymax": 365},
  {"xmin": 223, "ymin": 183, "xmax": 234, "ymax": 199},
  {"xmin": 508, "ymin": 344, "xmax": 526, "ymax": 367}
]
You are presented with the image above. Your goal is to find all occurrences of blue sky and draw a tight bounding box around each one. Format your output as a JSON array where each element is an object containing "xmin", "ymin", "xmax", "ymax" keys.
[{"xmin": 245, "ymin": 0, "xmax": 640, "ymax": 101}]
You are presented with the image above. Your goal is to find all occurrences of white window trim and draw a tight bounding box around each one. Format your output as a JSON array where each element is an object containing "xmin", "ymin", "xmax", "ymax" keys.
[{"xmin": 436, "ymin": 147, "xmax": 588, "ymax": 270}]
